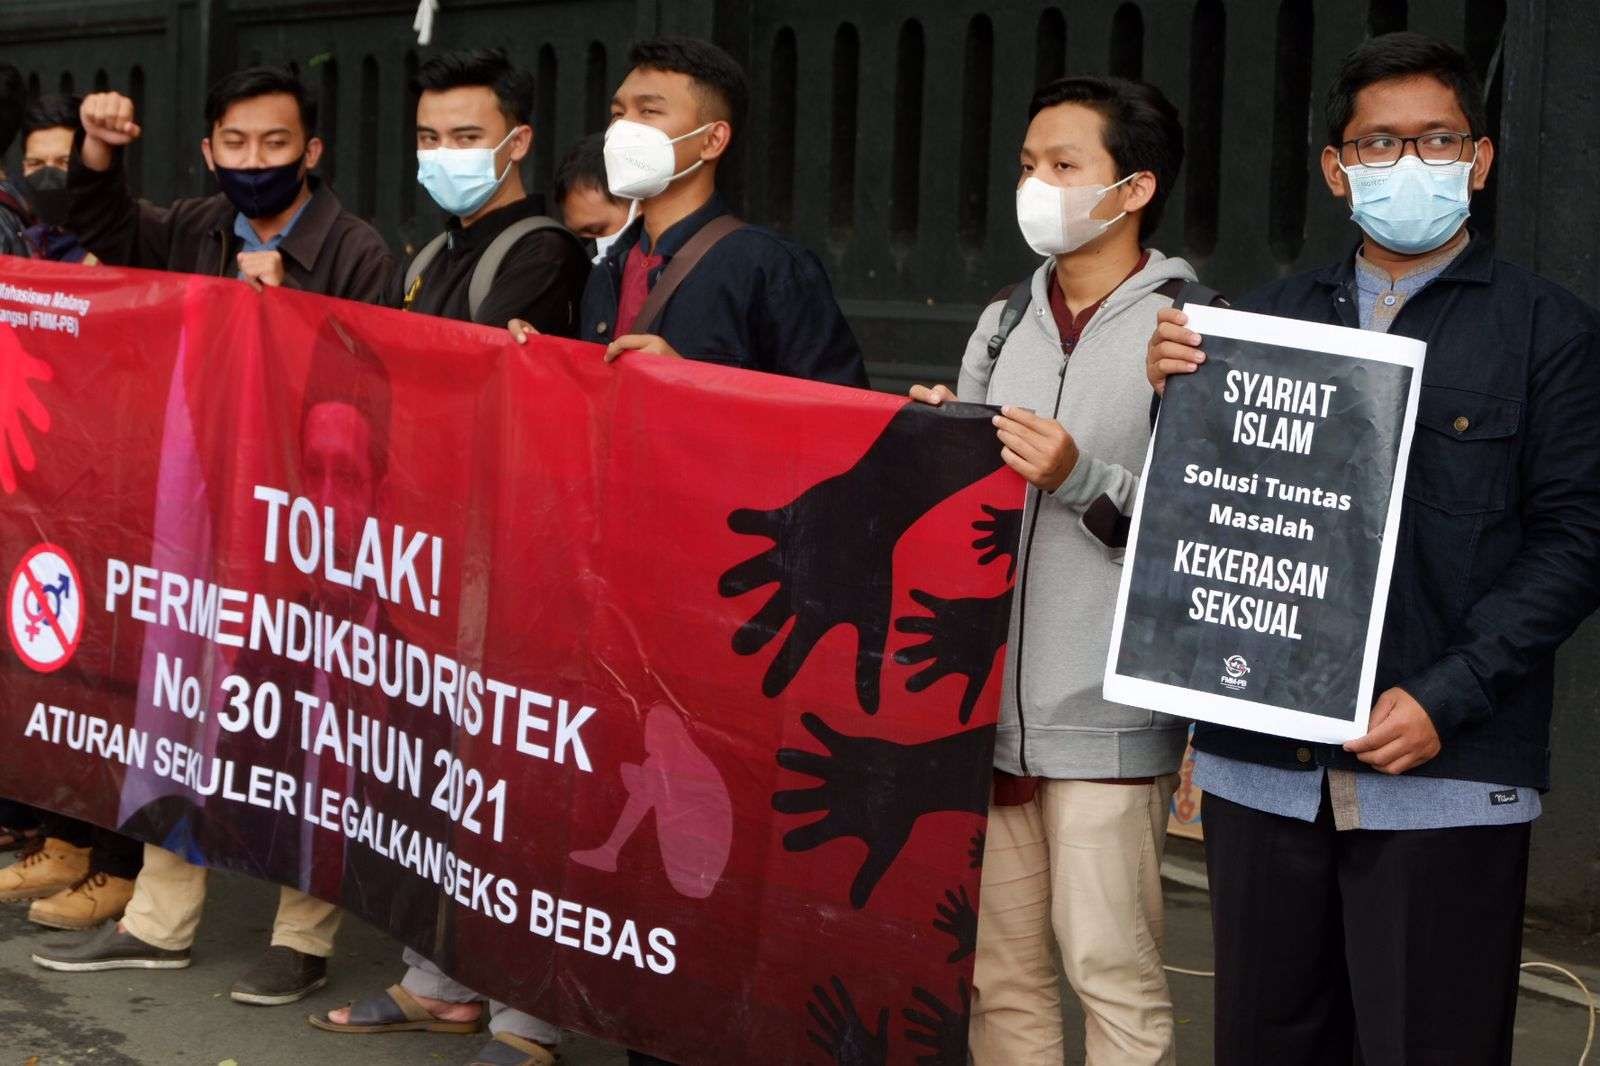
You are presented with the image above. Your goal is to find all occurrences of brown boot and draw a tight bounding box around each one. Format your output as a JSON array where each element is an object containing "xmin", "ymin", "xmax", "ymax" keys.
[
  {"xmin": 29, "ymin": 871, "xmax": 136, "ymax": 930},
  {"xmin": 0, "ymin": 838, "xmax": 91, "ymax": 902}
]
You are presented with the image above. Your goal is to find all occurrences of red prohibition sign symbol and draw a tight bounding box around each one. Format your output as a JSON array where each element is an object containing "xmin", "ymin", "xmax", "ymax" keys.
[{"xmin": 7, "ymin": 543, "xmax": 84, "ymax": 673}]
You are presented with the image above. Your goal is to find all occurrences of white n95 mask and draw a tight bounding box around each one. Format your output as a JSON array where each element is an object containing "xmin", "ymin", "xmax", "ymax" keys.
[
  {"xmin": 593, "ymin": 200, "xmax": 640, "ymax": 263},
  {"xmin": 604, "ymin": 118, "xmax": 713, "ymax": 200},
  {"xmin": 1015, "ymin": 173, "xmax": 1137, "ymax": 257}
]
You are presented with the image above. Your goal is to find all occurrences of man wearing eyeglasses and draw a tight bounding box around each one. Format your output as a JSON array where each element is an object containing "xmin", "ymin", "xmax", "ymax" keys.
[{"xmin": 1147, "ymin": 32, "xmax": 1600, "ymax": 1066}]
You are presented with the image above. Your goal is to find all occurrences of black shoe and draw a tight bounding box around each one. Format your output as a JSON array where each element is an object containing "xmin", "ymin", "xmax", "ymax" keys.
[
  {"xmin": 31, "ymin": 922, "xmax": 192, "ymax": 972},
  {"xmin": 230, "ymin": 945, "xmax": 328, "ymax": 1006}
]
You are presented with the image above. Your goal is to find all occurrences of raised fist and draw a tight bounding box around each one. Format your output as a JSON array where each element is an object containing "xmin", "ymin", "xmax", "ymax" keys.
[{"xmin": 80, "ymin": 92, "xmax": 143, "ymax": 147}]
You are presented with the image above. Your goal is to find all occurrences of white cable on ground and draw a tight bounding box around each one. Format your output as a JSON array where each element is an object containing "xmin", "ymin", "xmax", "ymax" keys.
[{"xmin": 1520, "ymin": 961, "xmax": 1595, "ymax": 1065}]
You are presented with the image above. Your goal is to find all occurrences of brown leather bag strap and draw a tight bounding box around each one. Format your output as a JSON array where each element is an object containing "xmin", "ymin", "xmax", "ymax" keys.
[{"xmin": 630, "ymin": 214, "xmax": 746, "ymax": 335}]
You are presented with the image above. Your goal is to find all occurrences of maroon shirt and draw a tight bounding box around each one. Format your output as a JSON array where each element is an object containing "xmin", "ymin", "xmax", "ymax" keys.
[
  {"xmin": 1045, "ymin": 249, "xmax": 1151, "ymax": 355},
  {"xmin": 615, "ymin": 242, "xmax": 665, "ymax": 337}
]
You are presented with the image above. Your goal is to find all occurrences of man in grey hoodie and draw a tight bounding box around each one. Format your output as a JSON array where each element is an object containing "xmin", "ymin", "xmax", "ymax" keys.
[{"xmin": 912, "ymin": 75, "xmax": 1196, "ymax": 1065}]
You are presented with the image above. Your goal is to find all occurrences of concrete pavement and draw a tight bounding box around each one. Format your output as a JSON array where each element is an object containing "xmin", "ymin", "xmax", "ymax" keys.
[{"xmin": 0, "ymin": 841, "xmax": 1593, "ymax": 1064}]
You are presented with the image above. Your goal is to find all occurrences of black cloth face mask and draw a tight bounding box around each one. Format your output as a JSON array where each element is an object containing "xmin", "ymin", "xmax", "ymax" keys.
[
  {"xmin": 214, "ymin": 158, "xmax": 306, "ymax": 220},
  {"xmin": 23, "ymin": 166, "xmax": 70, "ymax": 228}
]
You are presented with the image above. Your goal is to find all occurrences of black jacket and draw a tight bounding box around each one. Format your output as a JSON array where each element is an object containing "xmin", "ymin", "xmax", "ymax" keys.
[
  {"xmin": 67, "ymin": 155, "xmax": 395, "ymax": 304},
  {"xmin": 397, "ymin": 194, "xmax": 589, "ymax": 334},
  {"xmin": 0, "ymin": 180, "xmax": 32, "ymax": 258},
  {"xmin": 1193, "ymin": 236, "xmax": 1600, "ymax": 790},
  {"xmin": 580, "ymin": 192, "xmax": 868, "ymax": 386}
]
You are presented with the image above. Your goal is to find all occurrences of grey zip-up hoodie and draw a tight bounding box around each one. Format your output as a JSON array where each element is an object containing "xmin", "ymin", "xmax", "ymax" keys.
[{"xmin": 958, "ymin": 250, "xmax": 1195, "ymax": 779}]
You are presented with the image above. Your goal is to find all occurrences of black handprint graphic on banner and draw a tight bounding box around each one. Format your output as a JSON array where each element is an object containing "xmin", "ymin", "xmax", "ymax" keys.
[
  {"xmin": 720, "ymin": 401, "xmax": 1005, "ymax": 713},
  {"xmin": 932, "ymin": 886, "xmax": 978, "ymax": 963},
  {"xmin": 971, "ymin": 504, "xmax": 1023, "ymax": 580},
  {"xmin": 902, "ymin": 978, "xmax": 972, "ymax": 1065},
  {"xmin": 806, "ymin": 976, "xmax": 889, "ymax": 1066},
  {"xmin": 894, "ymin": 586, "xmax": 1013, "ymax": 724},
  {"xmin": 773, "ymin": 713, "xmax": 993, "ymax": 908},
  {"xmin": 968, "ymin": 830, "xmax": 986, "ymax": 871}
]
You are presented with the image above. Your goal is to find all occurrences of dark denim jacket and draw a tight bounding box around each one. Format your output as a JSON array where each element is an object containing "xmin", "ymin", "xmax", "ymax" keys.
[
  {"xmin": 1193, "ymin": 237, "xmax": 1600, "ymax": 789},
  {"xmin": 580, "ymin": 192, "xmax": 868, "ymax": 387}
]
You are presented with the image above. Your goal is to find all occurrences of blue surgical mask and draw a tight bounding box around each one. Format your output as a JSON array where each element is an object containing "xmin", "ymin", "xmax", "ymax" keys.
[
  {"xmin": 1340, "ymin": 156, "xmax": 1472, "ymax": 255},
  {"xmin": 416, "ymin": 127, "xmax": 523, "ymax": 218}
]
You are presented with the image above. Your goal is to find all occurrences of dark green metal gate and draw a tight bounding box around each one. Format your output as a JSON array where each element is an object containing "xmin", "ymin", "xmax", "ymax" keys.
[{"xmin": 3, "ymin": 0, "xmax": 1599, "ymax": 931}]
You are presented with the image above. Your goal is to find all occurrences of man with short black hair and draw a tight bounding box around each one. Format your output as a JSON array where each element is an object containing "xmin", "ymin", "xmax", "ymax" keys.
[
  {"xmin": 20, "ymin": 94, "xmax": 76, "ymax": 175},
  {"xmin": 1148, "ymin": 32, "xmax": 1600, "ymax": 1065},
  {"xmin": 310, "ymin": 47, "xmax": 578, "ymax": 1066},
  {"xmin": 911, "ymin": 73, "xmax": 1197, "ymax": 1066},
  {"xmin": 68, "ymin": 65, "xmax": 394, "ymax": 298},
  {"xmin": 33, "ymin": 64, "xmax": 395, "ymax": 1007},
  {"xmin": 0, "ymin": 183, "xmax": 142, "ymax": 919},
  {"xmin": 399, "ymin": 47, "xmax": 588, "ymax": 332},
  {"xmin": 0, "ymin": 66, "xmax": 39, "ymax": 864},
  {"xmin": 0, "ymin": 63, "xmax": 34, "ymax": 257},
  {"xmin": 18, "ymin": 95, "xmax": 97, "ymax": 263},
  {"xmin": 554, "ymin": 132, "xmax": 633, "ymax": 263},
  {"xmin": 511, "ymin": 36, "xmax": 864, "ymax": 1066},
  {"xmin": 513, "ymin": 34, "xmax": 865, "ymax": 385}
]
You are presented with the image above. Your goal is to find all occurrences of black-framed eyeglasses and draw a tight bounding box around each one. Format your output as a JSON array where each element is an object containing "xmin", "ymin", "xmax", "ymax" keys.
[{"xmin": 1341, "ymin": 131, "xmax": 1476, "ymax": 168}]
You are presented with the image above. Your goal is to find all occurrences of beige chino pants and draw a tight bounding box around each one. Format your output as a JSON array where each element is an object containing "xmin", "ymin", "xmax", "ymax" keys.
[
  {"xmin": 121, "ymin": 843, "xmax": 341, "ymax": 956},
  {"xmin": 970, "ymin": 776, "xmax": 1179, "ymax": 1066}
]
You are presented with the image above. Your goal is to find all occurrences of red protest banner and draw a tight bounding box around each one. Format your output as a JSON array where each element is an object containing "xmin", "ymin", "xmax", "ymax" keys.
[{"xmin": 0, "ymin": 257, "xmax": 1021, "ymax": 1064}]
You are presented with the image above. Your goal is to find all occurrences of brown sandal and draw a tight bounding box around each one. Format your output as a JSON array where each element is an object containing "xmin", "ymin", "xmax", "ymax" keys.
[
  {"xmin": 468, "ymin": 1032, "xmax": 559, "ymax": 1065},
  {"xmin": 307, "ymin": 984, "xmax": 484, "ymax": 1035}
]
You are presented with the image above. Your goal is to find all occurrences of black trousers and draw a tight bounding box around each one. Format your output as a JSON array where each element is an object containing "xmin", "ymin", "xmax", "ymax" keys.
[
  {"xmin": 45, "ymin": 814, "xmax": 144, "ymax": 880},
  {"xmin": 1204, "ymin": 785, "xmax": 1530, "ymax": 1066},
  {"xmin": 0, "ymin": 800, "xmax": 41, "ymax": 830}
]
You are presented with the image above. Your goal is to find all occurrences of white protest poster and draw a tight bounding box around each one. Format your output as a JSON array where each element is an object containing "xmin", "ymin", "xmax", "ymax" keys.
[{"xmin": 1105, "ymin": 304, "xmax": 1425, "ymax": 744}]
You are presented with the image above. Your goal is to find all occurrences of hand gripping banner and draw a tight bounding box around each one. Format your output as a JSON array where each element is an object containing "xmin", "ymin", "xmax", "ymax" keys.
[{"xmin": 0, "ymin": 257, "xmax": 1022, "ymax": 1064}]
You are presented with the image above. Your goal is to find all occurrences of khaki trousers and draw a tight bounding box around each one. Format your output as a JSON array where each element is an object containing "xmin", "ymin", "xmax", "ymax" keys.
[
  {"xmin": 121, "ymin": 843, "xmax": 341, "ymax": 956},
  {"xmin": 970, "ymin": 776, "xmax": 1179, "ymax": 1066}
]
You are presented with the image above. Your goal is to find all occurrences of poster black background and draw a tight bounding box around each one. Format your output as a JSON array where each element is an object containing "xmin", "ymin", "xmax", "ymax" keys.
[{"xmin": 1116, "ymin": 335, "xmax": 1412, "ymax": 722}]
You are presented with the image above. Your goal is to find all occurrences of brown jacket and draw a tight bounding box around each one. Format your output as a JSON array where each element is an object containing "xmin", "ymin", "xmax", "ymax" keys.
[{"xmin": 66, "ymin": 153, "xmax": 395, "ymax": 303}]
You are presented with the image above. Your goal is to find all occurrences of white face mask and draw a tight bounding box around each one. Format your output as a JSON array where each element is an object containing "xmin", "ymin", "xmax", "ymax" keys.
[
  {"xmin": 416, "ymin": 126, "xmax": 523, "ymax": 218},
  {"xmin": 604, "ymin": 118, "xmax": 714, "ymax": 201},
  {"xmin": 1014, "ymin": 173, "xmax": 1137, "ymax": 257},
  {"xmin": 592, "ymin": 199, "xmax": 639, "ymax": 263}
]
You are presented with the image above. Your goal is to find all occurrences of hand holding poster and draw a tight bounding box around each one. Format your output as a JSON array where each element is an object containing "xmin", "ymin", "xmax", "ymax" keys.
[{"xmin": 1106, "ymin": 304, "xmax": 1425, "ymax": 743}]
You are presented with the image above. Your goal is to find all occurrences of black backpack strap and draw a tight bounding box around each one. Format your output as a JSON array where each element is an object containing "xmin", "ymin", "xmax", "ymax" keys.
[
  {"xmin": 1155, "ymin": 278, "xmax": 1229, "ymax": 309},
  {"xmin": 985, "ymin": 279, "xmax": 1036, "ymax": 360}
]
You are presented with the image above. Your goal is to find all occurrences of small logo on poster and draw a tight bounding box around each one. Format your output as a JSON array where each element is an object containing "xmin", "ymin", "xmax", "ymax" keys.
[
  {"xmin": 1220, "ymin": 655, "xmax": 1250, "ymax": 691},
  {"xmin": 7, "ymin": 543, "xmax": 84, "ymax": 673}
]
